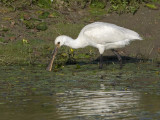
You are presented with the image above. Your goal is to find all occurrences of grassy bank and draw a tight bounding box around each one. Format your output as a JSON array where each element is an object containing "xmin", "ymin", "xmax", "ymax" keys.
[
  {"xmin": 0, "ymin": 22, "xmax": 97, "ymax": 67},
  {"xmin": 0, "ymin": 0, "xmax": 160, "ymax": 67},
  {"xmin": 0, "ymin": 23, "xmax": 159, "ymax": 69}
]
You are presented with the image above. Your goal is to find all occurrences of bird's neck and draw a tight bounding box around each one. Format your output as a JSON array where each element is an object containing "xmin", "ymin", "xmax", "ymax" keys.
[{"xmin": 64, "ymin": 36, "xmax": 85, "ymax": 49}]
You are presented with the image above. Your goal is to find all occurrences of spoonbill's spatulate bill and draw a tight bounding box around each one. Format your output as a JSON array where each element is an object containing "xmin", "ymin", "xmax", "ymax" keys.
[{"xmin": 46, "ymin": 22, "xmax": 142, "ymax": 71}]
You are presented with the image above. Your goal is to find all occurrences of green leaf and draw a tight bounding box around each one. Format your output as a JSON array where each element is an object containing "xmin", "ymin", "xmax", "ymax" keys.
[{"xmin": 145, "ymin": 4, "xmax": 158, "ymax": 10}]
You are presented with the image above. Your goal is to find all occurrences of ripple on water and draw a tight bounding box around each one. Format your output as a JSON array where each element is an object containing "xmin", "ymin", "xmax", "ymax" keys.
[{"xmin": 56, "ymin": 90, "xmax": 140, "ymax": 119}]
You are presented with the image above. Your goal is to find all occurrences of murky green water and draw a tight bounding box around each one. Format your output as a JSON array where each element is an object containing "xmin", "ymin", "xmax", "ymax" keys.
[{"xmin": 0, "ymin": 62, "xmax": 160, "ymax": 120}]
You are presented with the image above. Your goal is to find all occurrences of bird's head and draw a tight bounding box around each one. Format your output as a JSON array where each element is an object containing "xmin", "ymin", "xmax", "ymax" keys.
[
  {"xmin": 46, "ymin": 35, "xmax": 66, "ymax": 71},
  {"xmin": 55, "ymin": 35, "xmax": 67, "ymax": 47}
]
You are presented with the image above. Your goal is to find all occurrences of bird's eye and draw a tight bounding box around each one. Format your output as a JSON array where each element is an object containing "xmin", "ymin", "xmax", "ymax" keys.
[{"xmin": 58, "ymin": 42, "xmax": 60, "ymax": 44}]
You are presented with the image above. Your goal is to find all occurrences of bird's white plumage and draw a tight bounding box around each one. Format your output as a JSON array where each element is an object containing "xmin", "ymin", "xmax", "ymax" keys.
[
  {"xmin": 83, "ymin": 22, "xmax": 142, "ymax": 43},
  {"xmin": 55, "ymin": 22, "xmax": 142, "ymax": 54}
]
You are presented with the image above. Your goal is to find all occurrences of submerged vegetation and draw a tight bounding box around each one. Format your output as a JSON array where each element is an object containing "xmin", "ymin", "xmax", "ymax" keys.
[{"xmin": 0, "ymin": 62, "xmax": 160, "ymax": 96}]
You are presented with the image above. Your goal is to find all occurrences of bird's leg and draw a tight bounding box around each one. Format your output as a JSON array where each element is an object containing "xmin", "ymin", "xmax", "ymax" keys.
[
  {"xmin": 111, "ymin": 49, "xmax": 122, "ymax": 68},
  {"xmin": 99, "ymin": 54, "xmax": 103, "ymax": 69}
]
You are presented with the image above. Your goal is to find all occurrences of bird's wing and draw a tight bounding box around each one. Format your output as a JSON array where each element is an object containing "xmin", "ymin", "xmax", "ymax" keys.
[{"xmin": 83, "ymin": 24, "xmax": 127, "ymax": 45}]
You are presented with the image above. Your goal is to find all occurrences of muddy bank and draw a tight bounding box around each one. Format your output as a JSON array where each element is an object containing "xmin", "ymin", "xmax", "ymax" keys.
[{"xmin": 99, "ymin": 6, "xmax": 160, "ymax": 60}]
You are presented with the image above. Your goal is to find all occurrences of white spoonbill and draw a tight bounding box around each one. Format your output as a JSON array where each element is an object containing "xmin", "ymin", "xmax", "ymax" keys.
[{"xmin": 47, "ymin": 22, "xmax": 142, "ymax": 71}]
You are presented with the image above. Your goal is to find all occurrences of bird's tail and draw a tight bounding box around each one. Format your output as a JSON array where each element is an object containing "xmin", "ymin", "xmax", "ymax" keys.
[
  {"xmin": 135, "ymin": 35, "xmax": 143, "ymax": 40},
  {"xmin": 127, "ymin": 31, "xmax": 143, "ymax": 41}
]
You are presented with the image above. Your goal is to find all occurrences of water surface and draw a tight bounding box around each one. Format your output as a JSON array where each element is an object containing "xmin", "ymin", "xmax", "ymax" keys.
[{"xmin": 0, "ymin": 63, "xmax": 159, "ymax": 120}]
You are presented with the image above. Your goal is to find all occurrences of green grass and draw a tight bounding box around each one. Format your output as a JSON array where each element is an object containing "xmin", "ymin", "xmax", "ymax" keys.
[
  {"xmin": 145, "ymin": 3, "xmax": 158, "ymax": 9},
  {"xmin": 0, "ymin": 39, "xmax": 53, "ymax": 66},
  {"xmin": 1, "ymin": 0, "xmax": 160, "ymax": 14},
  {"xmin": 0, "ymin": 22, "xmax": 96, "ymax": 66}
]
